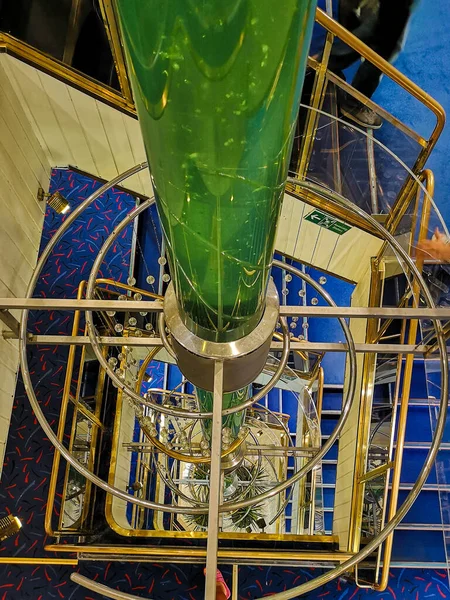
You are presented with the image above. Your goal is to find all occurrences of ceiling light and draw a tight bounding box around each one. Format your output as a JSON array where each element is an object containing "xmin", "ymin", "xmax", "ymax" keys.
[
  {"xmin": 0, "ymin": 515, "xmax": 22, "ymax": 541},
  {"xmin": 37, "ymin": 188, "xmax": 71, "ymax": 214}
]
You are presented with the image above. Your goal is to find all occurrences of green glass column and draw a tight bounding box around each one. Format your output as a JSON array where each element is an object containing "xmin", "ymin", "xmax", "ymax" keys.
[
  {"xmin": 197, "ymin": 386, "xmax": 249, "ymax": 441},
  {"xmin": 115, "ymin": 0, "xmax": 317, "ymax": 438},
  {"xmin": 115, "ymin": 0, "xmax": 317, "ymax": 342}
]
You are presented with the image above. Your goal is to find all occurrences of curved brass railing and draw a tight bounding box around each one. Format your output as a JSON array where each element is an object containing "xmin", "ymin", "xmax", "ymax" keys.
[
  {"xmin": 45, "ymin": 280, "xmax": 86, "ymax": 536},
  {"xmin": 314, "ymin": 9, "xmax": 445, "ymax": 154},
  {"xmin": 346, "ymin": 168, "xmax": 435, "ymax": 589},
  {"xmin": 0, "ymin": 31, "xmax": 135, "ymax": 116},
  {"xmin": 45, "ymin": 277, "xmax": 161, "ymax": 536}
]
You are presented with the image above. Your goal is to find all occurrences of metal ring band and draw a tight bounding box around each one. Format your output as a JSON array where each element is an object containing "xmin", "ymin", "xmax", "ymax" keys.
[
  {"xmin": 216, "ymin": 261, "xmax": 358, "ymax": 512},
  {"xmin": 19, "ymin": 181, "xmax": 353, "ymax": 514},
  {"xmin": 71, "ymin": 573, "xmax": 147, "ymax": 600},
  {"xmin": 87, "ymin": 248, "xmax": 350, "ymax": 514},
  {"xmin": 18, "ymin": 165, "xmax": 291, "ymax": 514},
  {"xmin": 158, "ymin": 311, "xmax": 177, "ymax": 360},
  {"xmin": 18, "ymin": 165, "xmax": 445, "ymax": 525},
  {"xmin": 84, "ymin": 195, "xmax": 291, "ymax": 420},
  {"xmin": 140, "ymin": 421, "xmax": 249, "ymax": 465},
  {"xmin": 16, "ymin": 120, "xmax": 448, "ymax": 595}
]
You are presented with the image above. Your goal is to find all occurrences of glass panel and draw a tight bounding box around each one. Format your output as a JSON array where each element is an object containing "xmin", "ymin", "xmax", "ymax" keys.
[
  {"xmin": 61, "ymin": 413, "xmax": 93, "ymax": 530},
  {"xmin": 106, "ymin": 346, "xmax": 324, "ymax": 538},
  {"xmin": 0, "ymin": 0, "xmax": 120, "ymax": 90},
  {"xmin": 293, "ymin": 86, "xmax": 423, "ymax": 216}
]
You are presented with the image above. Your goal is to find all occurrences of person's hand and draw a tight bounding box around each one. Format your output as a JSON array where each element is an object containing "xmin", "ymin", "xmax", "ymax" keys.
[{"xmin": 417, "ymin": 228, "xmax": 450, "ymax": 262}]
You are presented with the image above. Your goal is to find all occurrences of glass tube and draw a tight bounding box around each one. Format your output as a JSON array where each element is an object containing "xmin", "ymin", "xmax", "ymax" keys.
[
  {"xmin": 115, "ymin": 0, "xmax": 317, "ymax": 342},
  {"xmin": 115, "ymin": 0, "xmax": 317, "ymax": 438}
]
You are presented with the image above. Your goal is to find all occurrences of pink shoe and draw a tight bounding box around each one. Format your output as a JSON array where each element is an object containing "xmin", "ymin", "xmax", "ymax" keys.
[{"xmin": 203, "ymin": 568, "xmax": 231, "ymax": 599}]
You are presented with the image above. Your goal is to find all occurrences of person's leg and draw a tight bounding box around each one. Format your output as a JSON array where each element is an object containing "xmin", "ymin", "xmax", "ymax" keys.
[
  {"xmin": 339, "ymin": 58, "xmax": 384, "ymax": 128},
  {"xmin": 341, "ymin": 0, "xmax": 413, "ymax": 127},
  {"xmin": 328, "ymin": 39, "xmax": 361, "ymax": 80},
  {"xmin": 350, "ymin": 0, "xmax": 413, "ymax": 99},
  {"xmin": 215, "ymin": 570, "xmax": 231, "ymax": 600}
]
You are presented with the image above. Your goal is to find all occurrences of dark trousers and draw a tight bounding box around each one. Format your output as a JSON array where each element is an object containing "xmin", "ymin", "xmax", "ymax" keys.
[{"xmin": 328, "ymin": 0, "xmax": 414, "ymax": 98}]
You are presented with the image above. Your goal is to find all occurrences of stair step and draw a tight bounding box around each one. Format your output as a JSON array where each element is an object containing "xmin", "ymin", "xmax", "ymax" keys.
[
  {"xmin": 323, "ymin": 443, "xmax": 339, "ymax": 461},
  {"xmin": 392, "ymin": 529, "xmax": 446, "ymax": 563},
  {"xmin": 324, "ymin": 511, "xmax": 333, "ymax": 532},
  {"xmin": 321, "ymin": 418, "xmax": 339, "ymax": 437},
  {"xmin": 396, "ymin": 524, "xmax": 448, "ymax": 531},
  {"xmin": 393, "ymin": 483, "xmax": 447, "ymax": 491},
  {"xmin": 400, "ymin": 441, "xmax": 450, "ymax": 449},
  {"xmin": 400, "ymin": 447, "xmax": 438, "ymax": 485},
  {"xmin": 322, "ymin": 464, "xmax": 337, "ymax": 485},
  {"xmin": 390, "ymin": 561, "xmax": 449, "ymax": 568},
  {"xmin": 320, "ymin": 353, "xmax": 346, "ymax": 386},
  {"xmin": 323, "ymin": 487, "xmax": 335, "ymax": 508},
  {"xmin": 408, "ymin": 398, "xmax": 438, "ymax": 406},
  {"xmin": 392, "ymin": 489, "xmax": 443, "ymax": 525},
  {"xmin": 392, "ymin": 404, "xmax": 434, "ymax": 444}
]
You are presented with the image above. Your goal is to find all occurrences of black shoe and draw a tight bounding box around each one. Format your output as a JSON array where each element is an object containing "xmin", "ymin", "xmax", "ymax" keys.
[{"xmin": 341, "ymin": 102, "xmax": 382, "ymax": 129}]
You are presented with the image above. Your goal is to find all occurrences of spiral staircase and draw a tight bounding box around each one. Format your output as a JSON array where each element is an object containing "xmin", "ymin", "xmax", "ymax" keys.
[{"xmin": 0, "ymin": 2, "xmax": 449, "ymax": 600}]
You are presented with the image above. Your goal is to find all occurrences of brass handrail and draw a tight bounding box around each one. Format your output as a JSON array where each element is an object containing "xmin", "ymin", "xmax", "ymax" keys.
[
  {"xmin": 353, "ymin": 170, "xmax": 433, "ymax": 588},
  {"xmin": 0, "ymin": 558, "xmax": 78, "ymax": 565},
  {"xmin": 372, "ymin": 169, "xmax": 433, "ymax": 591},
  {"xmin": 371, "ymin": 169, "xmax": 434, "ymax": 345},
  {"xmin": 0, "ymin": 32, "xmax": 135, "ymax": 116},
  {"xmin": 46, "ymin": 276, "xmax": 159, "ymax": 536},
  {"xmin": 315, "ymin": 9, "xmax": 445, "ymax": 151},
  {"xmin": 95, "ymin": 278, "xmax": 162, "ymax": 300},
  {"xmin": 306, "ymin": 366, "xmax": 324, "ymax": 534},
  {"xmin": 347, "ymin": 257, "xmax": 383, "ymax": 553},
  {"xmin": 45, "ymin": 280, "xmax": 86, "ymax": 536},
  {"xmin": 292, "ymin": 9, "xmax": 444, "ymax": 234}
]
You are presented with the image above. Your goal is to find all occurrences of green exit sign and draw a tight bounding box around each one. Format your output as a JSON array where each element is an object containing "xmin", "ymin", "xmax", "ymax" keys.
[{"xmin": 304, "ymin": 210, "xmax": 351, "ymax": 235}]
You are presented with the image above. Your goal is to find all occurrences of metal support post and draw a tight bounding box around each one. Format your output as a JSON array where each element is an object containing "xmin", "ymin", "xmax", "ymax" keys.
[
  {"xmin": 2, "ymin": 298, "xmax": 450, "ymax": 321},
  {"xmin": 0, "ymin": 309, "xmax": 20, "ymax": 337},
  {"xmin": 367, "ymin": 128, "xmax": 378, "ymax": 214},
  {"xmin": 205, "ymin": 361, "xmax": 224, "ymax": 600},
  {"xmin": 2, "ymin": 297, "xmax": 450, "ymax": 320},
  {"xmin": 232, "ymin": 565, "xmax": 239, "ymax": 600}
]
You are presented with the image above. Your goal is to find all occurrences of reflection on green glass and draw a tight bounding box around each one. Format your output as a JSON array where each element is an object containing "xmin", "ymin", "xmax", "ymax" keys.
[
  {"xmin": 197, "ymin": 387, "xmax": 249, "ymax": 440},
  {"xmin": 115, "ymin": 0, "xmax": 316, "ymax": 342},
  {"xmin": 115, "ymin": 0, "xmax": 316, "ymax": 441}
]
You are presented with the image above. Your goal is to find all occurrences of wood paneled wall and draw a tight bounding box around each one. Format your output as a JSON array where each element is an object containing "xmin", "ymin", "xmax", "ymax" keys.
[
  {"xmin": 276, "ymin": 193, "xmax": 383, "ymax": 283},
  {"xmin": 1, "ymin": 54, "xmax": 153, "ymax": 198},
  {"xmin": 0, "ymin": 54, "xmax": 51, "ymax": 470}
]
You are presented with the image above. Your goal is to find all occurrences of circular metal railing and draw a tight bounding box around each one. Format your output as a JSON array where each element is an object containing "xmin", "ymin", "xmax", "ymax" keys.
[{"xmin": 17, "ymin": 162, "xmax": 449, "ymax": 599}]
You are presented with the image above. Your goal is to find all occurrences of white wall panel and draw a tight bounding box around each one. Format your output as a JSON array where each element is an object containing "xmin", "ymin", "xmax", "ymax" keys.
[
  {"xmin": 3, "ymin": 54, "xmax": 153, "ymax": 198},
  {"xmin": 0, "ymin": 55, "xmax": 50, "ymax": 476},
  {"xmin": 276, "ymin": 193, "xmax": 383, "ymax": 284}
]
